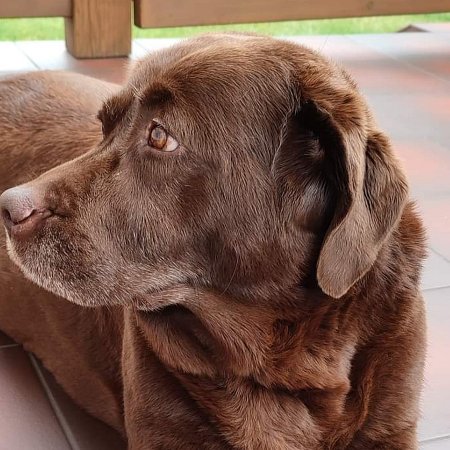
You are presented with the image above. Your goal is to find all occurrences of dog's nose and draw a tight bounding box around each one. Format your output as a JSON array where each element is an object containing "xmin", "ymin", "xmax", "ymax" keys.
[{"xmin": 0, "ymin": 186, "xmax": 52, "ymax": 238}]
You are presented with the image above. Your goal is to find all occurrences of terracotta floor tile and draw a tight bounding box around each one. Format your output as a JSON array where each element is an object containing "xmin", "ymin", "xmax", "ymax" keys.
[
  {"xmin": 419, "ymin": 287, "xmax": 450, "ymax": 440},
  {"xmin": 417, "ymin": 94, "xmax": 450, "ymax": 123},
  {"xmin": 363, "ymin": 94, "xmax": 450, "ymax": 152},
  {"xmin": 420, "ymin": 437, "xmax": 450, "ymax": 449},
  {"xmin": 15, "ymin": 41, "xmax": 130, "ymax": 84},
  {"xmin": 422, "ymin": 249, "xmax": 450, "ymax": 291},
  {"xmin": 287, "ymin": 35, "xmax": 382, "ymax": 62},
  {"xmin": 409, "ymin": 23, "xmax": 450, "ymax": 33},
  {"xmin": 0, "ymin": 42, "xmax": 37, "ymax": 72},
  {"xmin": 131, "ymin": 41, "xmax": 150, "ymax": 60},
  {"xmin": 351, "ymin": 33, "xmax": 450, "ymax": 60},
  {"xmin": 0, "ymin": 347, "xmax": 71, "ymax": 450},
  {"xmin": 135, "ymin": 38, "xmax": 184, "ymax": 54},
  {"xmin": 338, "ymin": 37, "xmax": 450, "ymax": 95},
  {"xmin": 349, "ymin": 60, "xmax": 447, "ymax": 95},
  {"xmin": 351, "ymin": 33, "xmax": 450, "ymax": 82},
  {"xmin": 416, "ymin": 197, "xmax": 450, "ymax": 261},
  {"xmin": 31, "ymin": 356, "xmax": 126, "ymax": 450},
  {"xmin": 14, "ymin": 40, "xmax": 89, "ymax": 69},
  {"xmin": 391, "ymin": 141, "xmax": 450, "ymax": 200}
]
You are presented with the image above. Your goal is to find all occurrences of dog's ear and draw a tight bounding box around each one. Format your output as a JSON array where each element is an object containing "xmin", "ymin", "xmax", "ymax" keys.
[{"xmin": 299, "ymin": 101, "xmax": 408, "ymax": 298}]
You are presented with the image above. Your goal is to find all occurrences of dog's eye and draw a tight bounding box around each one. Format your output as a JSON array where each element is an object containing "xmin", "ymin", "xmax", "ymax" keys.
[{"xmin": 148, "ymin": 124, "xmax": 179, "ymax": 152}]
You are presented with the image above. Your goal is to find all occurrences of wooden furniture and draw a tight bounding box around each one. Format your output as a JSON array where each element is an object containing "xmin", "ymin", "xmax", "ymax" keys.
[
  {"xmin": 65, "ymin": 0, "xmax": 131, "ymax": 58},
  {"xmin": 0, "ymin": 0, "xmax": 131, "ymax": 58},
  {"xmin": 1, "ymin": 0, "xmax": 450, "ymax": 58},
  {"xmin": 135, "ymin": 0, "xmax": 450, "ymax": 28}
]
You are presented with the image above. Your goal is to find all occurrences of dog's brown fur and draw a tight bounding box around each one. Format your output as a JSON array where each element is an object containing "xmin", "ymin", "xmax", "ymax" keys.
[{"xmin": 0, "ymin": 34, "xmax": 426, "ymax": 449}]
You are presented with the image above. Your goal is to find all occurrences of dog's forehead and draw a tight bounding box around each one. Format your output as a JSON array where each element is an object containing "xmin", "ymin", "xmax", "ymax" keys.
[
  {"xmin": 120, "ymin": 35, "xmax": 357, "ymax": 152},
  {"xmin": 129, "ymin": 35, "xmax": 297, "ymax": 102}
]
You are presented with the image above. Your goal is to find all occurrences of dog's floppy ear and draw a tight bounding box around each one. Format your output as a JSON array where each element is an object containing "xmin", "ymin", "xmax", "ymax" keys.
[{"xmin": 300, "ymin": 101, "xmax": 408, "ymax": 298}]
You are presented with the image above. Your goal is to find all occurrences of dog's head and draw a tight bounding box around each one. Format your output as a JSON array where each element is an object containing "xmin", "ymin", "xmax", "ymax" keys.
[{"xmin": 0, "ymin": 34, "xmax": 408, "ymax": 307}]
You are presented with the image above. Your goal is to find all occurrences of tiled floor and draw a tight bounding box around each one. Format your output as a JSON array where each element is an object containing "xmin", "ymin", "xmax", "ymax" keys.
[
  {"xmin": 0, "ymin": 332, "xmax": 124, "ymax": 450},
  {"xmin": 1, "ymin": 29, "xmax": 450, "ymax": 449}
]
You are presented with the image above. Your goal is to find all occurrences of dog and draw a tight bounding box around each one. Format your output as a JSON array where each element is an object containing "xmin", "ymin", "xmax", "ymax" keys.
[{"xmin": 0, "ymin": 34, "xmax": 426, "ymax": 449}]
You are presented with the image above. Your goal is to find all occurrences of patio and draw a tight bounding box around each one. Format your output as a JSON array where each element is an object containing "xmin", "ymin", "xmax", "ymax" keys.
[{"xmin": 1, "ymin": 29, "xmax": 450, "ymax": 449}]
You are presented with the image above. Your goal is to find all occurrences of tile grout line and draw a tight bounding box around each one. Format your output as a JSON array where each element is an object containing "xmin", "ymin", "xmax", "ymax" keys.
[
  {"xmin": 429, "ymin": 247, "xmax": 450, "ymax": 264},
  {"xmin": 133, "ymin": 39, "xmax": 149, "ymax": 52},
  {"xmin": 12, "ymin": 41, "xmax": 41, "ymax": 70},
  {"xmin": 28, "ymin": 353, "xmax": 80, "ymax": 450},
  {"xmin": 420, "ymin": 433, "xmax": 450, "ymax": 444},
  {"xmin": 347, "ymin": 34, "xmax": 450, "ymax": 87},
  {"xmin": 422, "ymin": 284, "xmax": 450, "ymax": 293}
]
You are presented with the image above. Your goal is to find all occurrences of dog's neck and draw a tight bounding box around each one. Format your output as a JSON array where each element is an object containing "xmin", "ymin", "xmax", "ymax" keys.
[{"xmin": 127, "ymin": 287, "xmax": 358, "ymax": 447}]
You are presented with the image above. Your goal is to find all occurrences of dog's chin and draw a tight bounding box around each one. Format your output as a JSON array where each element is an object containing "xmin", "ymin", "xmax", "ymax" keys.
[
  {"xmin": 6, "ymin": 234, "xmax": 198, "ymax": 310},
  {"xmin": 6, "ymin": 235, "xmax": 124, "ymax": 307},
  {"xmin": 5, "ymin": 235, "xmax": 29, "ymax": 275}
]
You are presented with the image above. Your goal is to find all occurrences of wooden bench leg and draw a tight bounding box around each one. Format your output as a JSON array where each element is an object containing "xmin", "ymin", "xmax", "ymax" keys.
[{"xmin": 65, "ymin": 0, "xmax": 131, "ymax": 59}]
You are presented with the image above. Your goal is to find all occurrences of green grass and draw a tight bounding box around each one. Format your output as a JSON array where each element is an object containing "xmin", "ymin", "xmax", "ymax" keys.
[{"xmin": 1, "ymin": 13, "xmax": 450, "ymax": 41}]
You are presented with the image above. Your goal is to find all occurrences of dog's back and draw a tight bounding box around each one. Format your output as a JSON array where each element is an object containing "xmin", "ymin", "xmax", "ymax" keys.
[{"xmin": 0, "ymin": 71, "xmax": 116, "ymax": 190}]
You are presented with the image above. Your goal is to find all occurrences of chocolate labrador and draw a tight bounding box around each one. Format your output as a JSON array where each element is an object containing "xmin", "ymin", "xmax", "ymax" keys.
[{"xmin": 0, "ymin": 34, "xmax": 426, "ymax": 449}]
